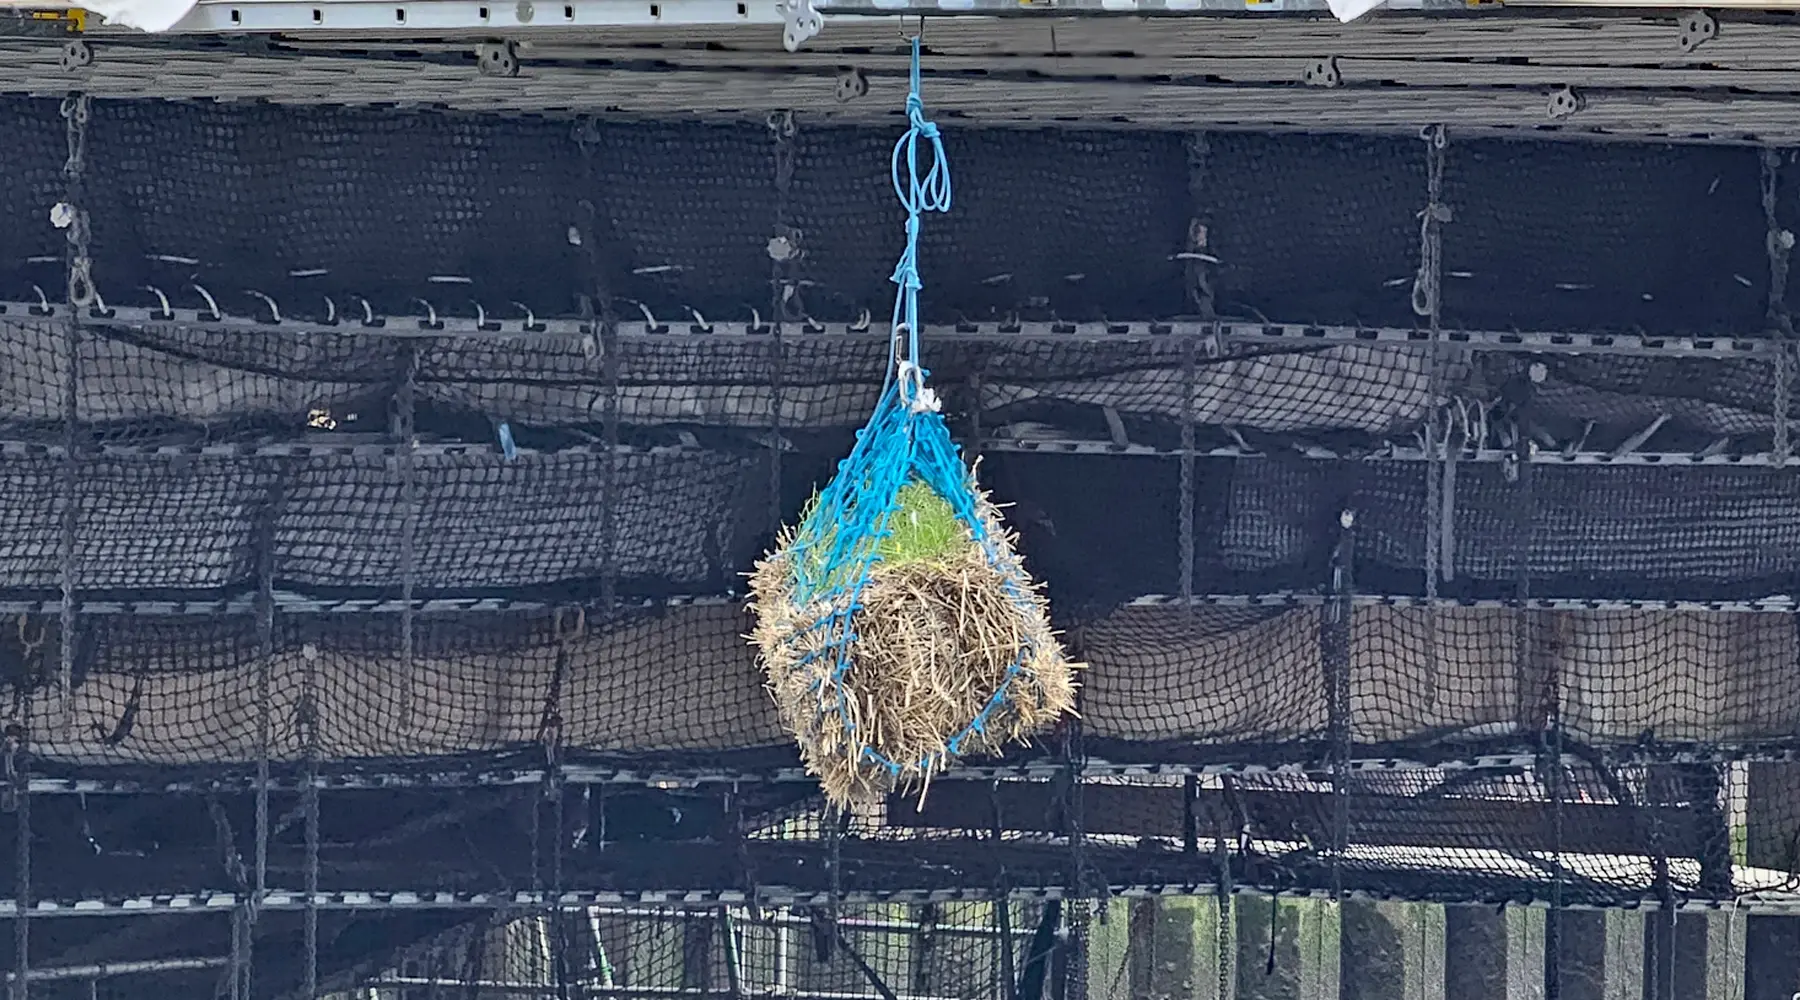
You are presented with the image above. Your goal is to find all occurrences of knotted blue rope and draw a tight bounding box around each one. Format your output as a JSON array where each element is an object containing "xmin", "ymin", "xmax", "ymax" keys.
[
  {"xmin": 885, "ymin": 35, "xmax": 951, "ymax": 398},
  {"xmin": 779, "ymin": 41, "xmax": 1038, "ymax": 779}
]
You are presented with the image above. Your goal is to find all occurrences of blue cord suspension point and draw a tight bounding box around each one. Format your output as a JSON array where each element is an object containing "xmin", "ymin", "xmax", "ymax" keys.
[
  {"xmin": 750, "ymin": 34, "xmax": 1071, "ymax": 797},
  {"xmin": 886, "ymin": 35, "xmax": 952, "ymax": 400}
]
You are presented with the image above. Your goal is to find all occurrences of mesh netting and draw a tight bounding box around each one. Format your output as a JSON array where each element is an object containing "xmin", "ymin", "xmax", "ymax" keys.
[
  {"xmin": 5, "ymin": 94, "xmax": 1800, "ymax": 1000},
  {"xmin": 0, "ymin": 97, "xmax": 1788, "ymax": 337},
  {"xmin": 16, "ymin": 601, "xmax": 1800, "ymax": 773}
]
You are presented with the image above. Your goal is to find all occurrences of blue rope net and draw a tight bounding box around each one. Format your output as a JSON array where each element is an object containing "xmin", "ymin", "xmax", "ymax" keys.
[{"xmin": 752, "ymin": 40, "xmax": 1073, "ymax": 802}]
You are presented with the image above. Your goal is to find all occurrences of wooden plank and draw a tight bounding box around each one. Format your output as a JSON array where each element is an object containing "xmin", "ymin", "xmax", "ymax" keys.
[
  {"xmin": 1, "ymin": 41, "xmax": 1794, "ymax": 142},
  {"xmin": 282, "ymin": 14, "xmax": 1800, "ymax": 71},
  {"xmin": 511, "ymin": 46, "xmax": 1800, "ymax": 93},
  {"xmin": 887, "ymin": 781, "xmax": 1708, "ymax": 857}
]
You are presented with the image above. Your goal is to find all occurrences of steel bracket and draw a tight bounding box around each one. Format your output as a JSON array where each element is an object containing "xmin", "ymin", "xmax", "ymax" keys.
[
  {"xmin": 779, "ymin": 0, "xmax": 822, "ymax": 52},
  {"xmin": 59, "ymin": 38, "xmax": 91, "ymax": 72},
  {"xmin": 475, "ymin": 40, "xmax": 519, "ymax": 76},
  {"xmin": 1677, "ymin": 10, "xmax": 1717, "ymax": 53},
  {"xmin": 1302, "ymin": 56, "xmax": 1341, "ymax": 88},
  {"xmin": 834, "ymin": 66, "xmax": 868, "ymax": 103},
  {"xmin": 1547, "ymin": 85, "xmax": 1583, "ymax": 120}
]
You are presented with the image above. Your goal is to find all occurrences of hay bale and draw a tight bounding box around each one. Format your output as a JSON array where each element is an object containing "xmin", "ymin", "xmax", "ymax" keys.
[{"xmin": 749, "ymin": 481, "xmax": 1079, "ymax": 807}]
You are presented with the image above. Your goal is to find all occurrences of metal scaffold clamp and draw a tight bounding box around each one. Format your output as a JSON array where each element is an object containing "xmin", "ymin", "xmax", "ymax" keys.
[
  {"xmin": 475, "ymin": 40, "xmax": 520, "ymax": 77},
  {"xmin": 1677, "ymin": 10, "xmax": 1717, "ymax": 53},
  {"xmin": 780, "ymin": 0, "xmax": 823, "ymax": 52}
]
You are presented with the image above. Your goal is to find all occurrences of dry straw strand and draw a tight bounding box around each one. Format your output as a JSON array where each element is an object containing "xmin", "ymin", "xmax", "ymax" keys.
[{"xmin": 748, "ymin": 478, "xmax": 1081, "ymax": 808}]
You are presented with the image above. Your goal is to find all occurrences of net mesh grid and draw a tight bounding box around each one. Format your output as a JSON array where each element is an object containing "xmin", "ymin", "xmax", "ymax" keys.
[{"xmin": 2, "ymin": 93, "xmax": 1800, "ymax": 997}]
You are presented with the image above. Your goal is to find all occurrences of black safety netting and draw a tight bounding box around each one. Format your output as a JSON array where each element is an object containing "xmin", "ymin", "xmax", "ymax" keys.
[
  {"xmin": 0, "ymin": 97, "xmax": 1791, "ymax": 336},
  {"xmin": 5, "ymin": 90, "xmax": 1800, "ymax": 977},
  {"xmin": 15, "ymin": 596, "xmax": 1800, "ymax": 776},
  {"xmin": 1439, "ymin": 138, "xmax": 1770, "ymax": 336}
]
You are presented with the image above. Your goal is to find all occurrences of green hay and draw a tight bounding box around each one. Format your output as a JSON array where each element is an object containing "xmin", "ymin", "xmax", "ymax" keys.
[
  {"xmin": 796, "ymin": 480, "xmax": 972, "ymax": 590},
  {"xmin": 875, "ymin": 480, "xmax": 968, "ymax": 567}
]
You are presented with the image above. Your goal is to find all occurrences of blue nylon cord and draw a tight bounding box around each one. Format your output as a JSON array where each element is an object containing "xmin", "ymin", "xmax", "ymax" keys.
[
  {"xmin": 781, "ymin": 38, "xmax": 1037, "ymax": 779},
  {"xmin": 884, "ymin": 35, "xmax": 951, "ymax": 398}
]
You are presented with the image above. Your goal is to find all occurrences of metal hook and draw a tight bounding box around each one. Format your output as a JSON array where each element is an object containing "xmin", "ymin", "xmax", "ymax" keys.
[
  {"xmin": 750, "ymin": 307, "xmax": 763, "ymax": 331},
  {"xmin": 413, "ymin": 298, "xmax": 439, "ymax": 328},
  {"xmin": 322, "ymin": 296, "xmax": 337, "ymax": 325},
  {"xmin": 190, "ymin": 283, "xmax": 221, "ymax": 321},
  {"xmin": 626, "ymin": 299, "xmax": 657, "ymax": 330},
  {"xmin": 554, "ymin": 605, "xmax": 586, "ymax": 642},
  {"xmin": 473, "ymin": 300, "xmax": 488, "ymax": 328},
  {"xmin": 687, "ymin": 306, "xmax": 712, "ymax": 332},
  {"xmin": 850, "ymin": 308, "xmax": 871, "ymax": 332},
  {"xmin": 246, "ymin": 290, "xmax": 281, "ymax": 324},
  {"xmin": 89, "ymin": 287, "xmax": 106, "ymax": 315},
  {"xmin": 143, "ymin": 285, "xmax": 172, "ymax": 319},
  {"xmin": 29, "ymin": 285, "xmax": 50, "ymax": 316},
  {"xmin": 512, "ymin": 301, "xmax": 539, "ymax": 330},
  {"xmin": 357, "ymin": 298, "xmax": 376, "ymax": 327}
]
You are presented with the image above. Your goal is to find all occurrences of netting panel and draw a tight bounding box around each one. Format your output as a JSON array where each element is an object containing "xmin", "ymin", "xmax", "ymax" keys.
[
  {"xmin": 17, "ymin": 606, "xmax": 784, "ymax": 766},
  {"xmin": 87, "ymin": 100, "xmax": 585, "ymax": 318},
  {"xmin": 1204, "ymin": 133, "xmax": 1426, "ymax": 328},
  {"xmin": 0, "ymin": 449, "xmax": 763, "ymax": 596},
  {"xmin": 1480, "ymin": 352, "xmax": 1791, "ymax": 446},
  {"xmin": 1442, "ymin": 139, "xmax": 1767, "ymax": 335},
  {"xmin": 1208, "ymin": 460, "xmax": 1800, "ymax": 601},
  {"xmin": 12, "ymin": 599, "xmax": 1799, "ymax": 770},
  {"xmin": 1, "ymin": 98, "xmax": 1783, "ymax": 338},
  {"xmin": 793, "ymin": 127, "xmax": 1193, "ymax": 324},
  {"xmin": 1081, "ymin": 604, "xmax": 1800, "ymax": 758},
  {"xmin": 280, "ymin": 450, "xmax": 757, "ymax": 592},
  {"xmin": 0, "ymin": 98, "xmax": 66, "ymax": 301}
]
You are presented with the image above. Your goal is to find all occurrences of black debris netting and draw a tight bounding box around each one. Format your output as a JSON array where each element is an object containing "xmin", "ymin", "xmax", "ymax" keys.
[
  {"xmin": 0, "ymin": 97, "xmax": 1791, "ymax": 336},
  {"xmin": 1441, "ymin": 138, "xmax": 1770, "ymax": 336},
  {"xmin": 4, "ymin": 91, "xmax": 1800, "ymax": 962},
  {"xmin": 18, "ymin": 599, "xmax": 1800, "ymax": 774},
  {"xmin": 0, "ymin": 447, "xmax": 763, "ymax": 598}
]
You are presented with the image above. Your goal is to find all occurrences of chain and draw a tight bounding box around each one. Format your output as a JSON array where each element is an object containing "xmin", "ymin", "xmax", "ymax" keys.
[
  {"xmin": 1215, "ymin": 880, "xmax": 1234, "ymax": 1000},
  {"xmin": 769, "ymin": 111, "xmax": 799, "ymax": 537},
  {"xmin": 7, "ymin": 719, "xmax": 27, "ymax": 1000},
  {"xmin": 1645, "ymin": 767, "xmax": 1677, "ymax": 1000},
  {"xmin": 1183, "ymin": 133, "xmax": 1215, "ymax": 319},
  {"xmin": 1326, "ymin": 512, "xmax": 1354, "ymax": 904},
  {"xmin": 1412, "ymin": 125, "xmax": 1448, "ymax": 323},
  {"xmin": 543, "ymin": 611, "xmax": 573, "ymax": 998},
  {"xmin": 1512, "ymin": 427, "xmax": 1563, "ymax": 1000},
  {"xmin": 395, "ymin": 346, "xmax": 419, "ymax": 739},
  {"xmin": 1416, "ymin": 124, "xmax": 1451, "ymax": 597},
  {"xmin": 247, "ymin": 480, "xmax": 281, "ymax": 1000},
  {"xmin": 57, "ymin": 94, "xmax": 90, "ymax": 742},
  {"xmin": 1762, "ymin": 149, "xmax": 1794, "ymax": 466},
  {"xmin": 301, "ymin": 640, "xmax": 321, "ymax": 1000},
  {"xmin": 570, "ymin": 123, "xmax": 623, "ymax": 616},
  {"xmin": 1180, "ymin": 336, "xmax": 1196, "ymax": 615}
]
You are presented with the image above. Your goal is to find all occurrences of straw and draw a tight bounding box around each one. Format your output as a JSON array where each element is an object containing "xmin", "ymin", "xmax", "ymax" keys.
[{"xmin": 748, "ymin": 484, "xmax": 1081, "ymax": 807}]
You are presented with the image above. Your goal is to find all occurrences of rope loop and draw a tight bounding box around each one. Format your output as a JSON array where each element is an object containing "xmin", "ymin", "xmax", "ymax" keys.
[{"xmin": 886, "ymin": 35, "xmax": 951, "ymax": 404}]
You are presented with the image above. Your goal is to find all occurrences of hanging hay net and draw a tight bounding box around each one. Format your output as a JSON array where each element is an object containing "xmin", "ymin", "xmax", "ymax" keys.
[{"xmin": 747, "ymin": 42, "xmax": 1080, "ymax": 807}]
